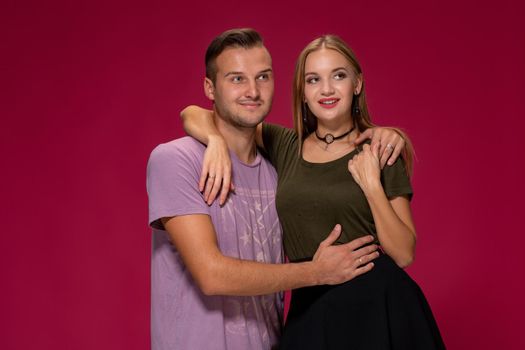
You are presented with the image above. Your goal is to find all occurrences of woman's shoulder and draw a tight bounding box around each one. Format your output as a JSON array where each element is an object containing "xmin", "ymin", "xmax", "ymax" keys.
[
  {"xmin": 263, "ymin": 122, "xmax": 296, "ymax": 139},
  {"xmin": 262, "ymin": 122, "xmax": 298, "ymax": 150},
  {"xmin": 261, "ymin": 122, "xmax": 300, "ymax": 167}
]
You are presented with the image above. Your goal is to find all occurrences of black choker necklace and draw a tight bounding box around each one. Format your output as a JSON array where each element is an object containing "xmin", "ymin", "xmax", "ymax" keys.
[{"xmin": 315, "ymin": 126, "xmax": 355, "ymax": 145}]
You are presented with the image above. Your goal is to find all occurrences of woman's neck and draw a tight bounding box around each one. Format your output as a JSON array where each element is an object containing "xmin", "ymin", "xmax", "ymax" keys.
[{"xmin": 315, "ymin": 117, "xmax": 354, "ymax": 137}]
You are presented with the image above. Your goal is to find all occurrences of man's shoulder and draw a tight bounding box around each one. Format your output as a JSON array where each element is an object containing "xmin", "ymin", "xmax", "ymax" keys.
[{"xmin": 150, "ymin": 136, "xmax": 205, "ymax": 162}]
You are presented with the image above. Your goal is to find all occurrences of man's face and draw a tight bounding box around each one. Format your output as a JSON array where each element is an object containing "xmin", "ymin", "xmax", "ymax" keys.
[{"xmin": 205, "ymin": 46, "xmax": 274, "ymax": 128}]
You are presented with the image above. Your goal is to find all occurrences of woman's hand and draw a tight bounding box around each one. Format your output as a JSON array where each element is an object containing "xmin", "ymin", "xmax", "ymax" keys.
[
  {"xmin": 348, "ymin": 143, "xmax": 382, "ymax": 196},
  {"xmin": 354, "ymin": 127, "xmax": 405, "ymax": 168},
  {"xmin": 200, "ymin": 135, "xmax": 234, "ymax": 206},
  {"xmin": 180, "ymin": 105, "xmax": 234, "ymax": 205}
]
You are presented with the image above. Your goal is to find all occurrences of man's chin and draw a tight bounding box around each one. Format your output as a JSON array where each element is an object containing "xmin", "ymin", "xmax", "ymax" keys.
[
  {"xmin": 236, "ymin": 119, "xmax": 264, "ymax": 129},
  {"xmin": 235, "ymin": 112, "xmax": 268, "ymax": 127}
]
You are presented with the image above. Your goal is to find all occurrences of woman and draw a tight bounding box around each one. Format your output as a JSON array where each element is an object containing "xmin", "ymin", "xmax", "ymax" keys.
[{"xmin": 183, "ymin": 35, "xmax": 444, "ymax": 349}]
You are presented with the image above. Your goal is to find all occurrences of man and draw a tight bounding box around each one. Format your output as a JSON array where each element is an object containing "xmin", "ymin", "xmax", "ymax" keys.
[{"xmin": 147, "ymin": 28, "xmax": 403, "ymax": 350}]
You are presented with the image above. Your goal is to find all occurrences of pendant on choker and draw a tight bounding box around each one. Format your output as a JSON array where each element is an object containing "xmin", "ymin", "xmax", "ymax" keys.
[{"xmin": 315, "ymin": 126, "xmax": 355, "ymax": 145}]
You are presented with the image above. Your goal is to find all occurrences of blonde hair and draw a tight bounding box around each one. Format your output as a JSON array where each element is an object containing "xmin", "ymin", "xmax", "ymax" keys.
[{"xmin": 292, "ymin": 35, "xmax": 414, "ymax": 175}]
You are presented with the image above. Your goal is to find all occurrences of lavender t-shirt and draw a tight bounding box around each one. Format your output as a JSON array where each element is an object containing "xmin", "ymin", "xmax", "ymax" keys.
[{"xmin": 147, "ymin": 137, "xmax": 283, "ymax": 350}]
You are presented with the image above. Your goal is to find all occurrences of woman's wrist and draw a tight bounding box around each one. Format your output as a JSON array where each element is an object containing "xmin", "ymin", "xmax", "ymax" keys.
[
  {"xmin": 361, "ymin": 181, "xmax": 383, "ymax": 199},
  {"xmin": 208, "ymin": 133, "xmax": 227, "ymax": 147}
]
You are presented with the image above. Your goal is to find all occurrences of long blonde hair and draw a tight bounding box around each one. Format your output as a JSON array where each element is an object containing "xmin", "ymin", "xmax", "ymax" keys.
[{"xmin": 292, "ymin": 35, "xmax": 414, "ymax": 175}]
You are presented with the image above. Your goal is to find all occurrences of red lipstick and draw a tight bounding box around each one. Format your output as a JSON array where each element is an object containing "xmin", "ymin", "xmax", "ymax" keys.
[{"xmin": 318, "ymin": 98, "xmax": 339, "ymax": 109}]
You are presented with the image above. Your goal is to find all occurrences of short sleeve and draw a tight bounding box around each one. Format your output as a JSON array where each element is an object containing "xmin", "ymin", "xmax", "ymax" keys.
[
  {"xmin": 381, "ymin": 156, "xmax": 413, "ymax": 201},
  {"xmin": 261, "ymin": 123, "xmax": 298, "ymax": 173},
  {"xmin": 146, "ymin": 141, "xmax": 210, "ymax": 230}
]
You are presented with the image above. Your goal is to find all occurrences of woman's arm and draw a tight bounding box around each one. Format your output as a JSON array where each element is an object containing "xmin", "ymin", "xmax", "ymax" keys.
[
  {"xmin": 181, "ymin": 106, "xmax": 409, "ymax": 205},
  {"xmin": 180, "ymin": 106, "xmax": 233, "ymax": 205},
  {"xmin": 181, "ymin": 105, "xmax": 265, "ymax": 149},
  {"xmin": 181, "ymin": 105, "xmax": 219, "ymax": 145},
  {"xmin": 180, "ymin": 106, "xmax": 266, "ymax": 205},
  {"xmin": 348, "ymin": 143, "xmax": 416, "ymax": 268}
]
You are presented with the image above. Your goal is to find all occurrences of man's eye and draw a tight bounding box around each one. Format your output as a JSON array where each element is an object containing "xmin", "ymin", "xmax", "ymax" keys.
[
  {"xmin": 232, "ymin": 76, "xmax": 243, "ymax": 83},
  {"xmin": 257, "ymin": 74, "xmax": 269, "ymax": 81}
]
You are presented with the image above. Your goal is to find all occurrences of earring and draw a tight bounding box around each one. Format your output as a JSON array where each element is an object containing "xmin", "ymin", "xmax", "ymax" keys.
[
  {"xmin": 302, "ymin": 103, "xmax": 308, "ymax": 124},
  {"xmin": 352, "ymin": 94, "xmax": 360, "ymax": 116},
  {"xmin": 302, "ymin": 102, "xmax": 316, "ymax": 133}
]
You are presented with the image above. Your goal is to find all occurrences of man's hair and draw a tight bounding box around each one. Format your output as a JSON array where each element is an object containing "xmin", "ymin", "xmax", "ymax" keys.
[{"xmin": 205, "ymin": 28, "xmax": 263, "ymax": 82}]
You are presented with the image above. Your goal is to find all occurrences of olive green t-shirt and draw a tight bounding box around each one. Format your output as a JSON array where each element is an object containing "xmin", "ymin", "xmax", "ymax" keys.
[{"xmin": 262, "ymin": 123, "xmax": 413, "ymax": 262}]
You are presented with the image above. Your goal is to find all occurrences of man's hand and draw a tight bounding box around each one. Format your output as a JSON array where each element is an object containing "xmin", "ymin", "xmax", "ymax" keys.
[
  {"xmin": 354, "ymin": 127, "xmax": 405, "ymax": 168},
  {"xmin": 312, "ymin": 224, "xmax": 379, "ymax": 285}
]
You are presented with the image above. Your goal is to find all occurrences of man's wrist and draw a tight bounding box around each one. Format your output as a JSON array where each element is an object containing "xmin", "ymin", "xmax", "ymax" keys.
[{"xmin": 303, "ymin": 260, "xmax": 323, "ymax": 286}]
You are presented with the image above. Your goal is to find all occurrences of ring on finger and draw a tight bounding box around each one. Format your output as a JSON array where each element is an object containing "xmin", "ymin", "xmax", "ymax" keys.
[
  {"xmin": 358, "ymin": 257, "xmax": 363, "ymax": 264},
  {"xmin": 386, "ymin": 143, "xmax": 394, "ymax": 151},
  {"xmin": 209, "ymin": 174, "xmax": 216, "ymax": 179}
]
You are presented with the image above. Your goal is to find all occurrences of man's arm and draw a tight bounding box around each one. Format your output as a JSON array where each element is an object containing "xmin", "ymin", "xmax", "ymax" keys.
[{"xmin": 162, "ymin": 214, "xmax": 378, "ymax": 296}]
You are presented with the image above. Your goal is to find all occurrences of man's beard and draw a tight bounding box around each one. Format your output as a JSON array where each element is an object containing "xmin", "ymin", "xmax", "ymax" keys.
[{"xmin": 214, "ymin": 101, "xmax": 269, "ymax": 129}]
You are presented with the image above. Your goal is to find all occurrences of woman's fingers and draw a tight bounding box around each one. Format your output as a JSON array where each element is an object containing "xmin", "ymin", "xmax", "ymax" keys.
[
  {"xmin": 199, "ymin": 164, "xmax": 210, "ymax": 192},
  {"xmin": 200, "ymin": 138, "xmax": 233, "ymax": 205},
  {"xmin": 202, "ymin": 173, "xmax": 215, "ymax": 203},
  {"xmin": 206, "ymin": 173, "xmax": 222, "ymax": 205},
  {"xmin": 218, "ymin": 167, "xmax": 232, "ymax": 206}
]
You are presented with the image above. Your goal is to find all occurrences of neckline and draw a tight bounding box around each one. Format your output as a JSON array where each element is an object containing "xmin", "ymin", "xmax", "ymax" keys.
[
  {"xmin": 300, "ymin": 145, "xmax": 361, "ymax": 168},
  {"xmin": 229, "ymin": 148, "xmax": 262, "ymax": 168}
]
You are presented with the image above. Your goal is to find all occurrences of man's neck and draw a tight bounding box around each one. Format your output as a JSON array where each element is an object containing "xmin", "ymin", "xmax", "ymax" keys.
[{"xmin": 213, "ymin": 113, "xmax": 258, "ymax": 164}]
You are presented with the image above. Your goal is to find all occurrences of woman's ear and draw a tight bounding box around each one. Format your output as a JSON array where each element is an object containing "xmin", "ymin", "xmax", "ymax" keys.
[{"xmin": 354, "ymin": 74, "xmax": 363, "ymax": 95}]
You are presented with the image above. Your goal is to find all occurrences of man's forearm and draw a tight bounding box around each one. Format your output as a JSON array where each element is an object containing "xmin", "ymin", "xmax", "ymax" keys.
[
  {"xmin": 164, "ymin": 215, "xmax": 376, "ymax": 297},
  {"xmin": 197, "ymin": 254, "xmax": 319, "ymax": 296}
]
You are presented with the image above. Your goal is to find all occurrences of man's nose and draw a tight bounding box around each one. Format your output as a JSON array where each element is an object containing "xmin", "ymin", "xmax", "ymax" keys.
[{"xmin": 245, "ymin": 79, "xmax": 260, "ymax": 99}]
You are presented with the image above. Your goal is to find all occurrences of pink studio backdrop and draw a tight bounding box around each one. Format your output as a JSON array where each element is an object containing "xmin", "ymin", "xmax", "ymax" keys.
[{"xmin": 1, "ymin": 0, "xmax": 524, "ymax": 349}]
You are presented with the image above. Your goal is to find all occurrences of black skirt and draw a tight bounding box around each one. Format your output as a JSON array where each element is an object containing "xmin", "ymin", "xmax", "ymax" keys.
[{"xmin": 280, "ymin": 254, "xmax": 445, "ymax": 349}]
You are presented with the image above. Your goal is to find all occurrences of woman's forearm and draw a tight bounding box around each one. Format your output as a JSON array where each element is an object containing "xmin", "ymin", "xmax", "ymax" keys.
[
  {"xmin": 180, "ymin": 105, "xmax": 218, "ymax": 145},
  {"xmin": 363, "ymin": 185, "xmax": 416, "ymax": 268}
]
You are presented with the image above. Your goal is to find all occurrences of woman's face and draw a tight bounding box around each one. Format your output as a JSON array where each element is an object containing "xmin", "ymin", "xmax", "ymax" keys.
[{"xmin": 303, "ymin": 48, "xmax": 360, "ymax": 127}]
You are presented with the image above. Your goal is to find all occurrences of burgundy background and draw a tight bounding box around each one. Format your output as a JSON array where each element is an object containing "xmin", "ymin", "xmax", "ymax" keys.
[{"xmin": 2, "ymin": 0, "xmax": 524, "ymax": 349}]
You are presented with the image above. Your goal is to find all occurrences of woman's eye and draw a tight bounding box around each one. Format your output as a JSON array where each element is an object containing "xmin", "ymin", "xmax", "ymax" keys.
[
  {"xmin": 334, "ymin": 72, "xmax": 347, "ymax": 80},
  {"xmin": 306, "ymin": 77, "xmax": 319, "ymax": 84}
]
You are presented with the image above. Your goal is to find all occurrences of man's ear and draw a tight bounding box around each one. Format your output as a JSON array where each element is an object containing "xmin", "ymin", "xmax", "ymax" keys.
[{"xmin": 204, "ymin": 77, "xmax": 215, "ymax": 101}]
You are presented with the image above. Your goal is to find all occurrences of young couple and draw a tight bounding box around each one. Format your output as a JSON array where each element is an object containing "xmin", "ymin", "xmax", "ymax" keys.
[{"xmin": 147, "ymin": 28, "xmax": 444, "ymax": 349}]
